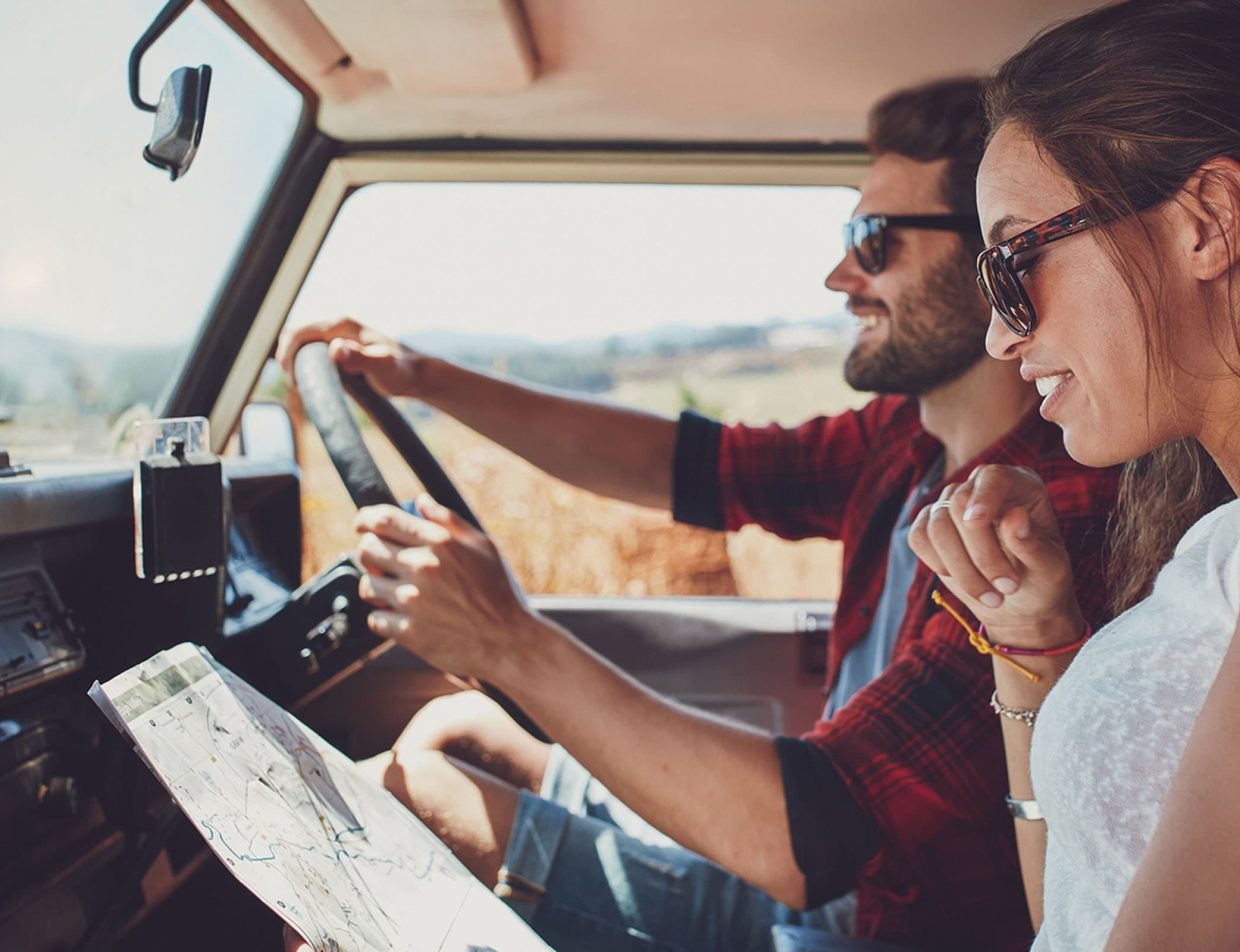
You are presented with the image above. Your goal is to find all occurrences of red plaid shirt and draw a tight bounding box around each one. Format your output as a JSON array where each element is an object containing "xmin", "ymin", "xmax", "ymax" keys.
[{"xmin": 716, "ymin": 395, "xmax": 1120, "ymax": 951}]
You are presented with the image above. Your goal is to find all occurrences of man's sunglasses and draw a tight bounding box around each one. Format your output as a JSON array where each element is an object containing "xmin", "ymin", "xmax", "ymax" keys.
[
  {"xmin": 977, "ymin": 205, "xmax": 1096, "ymax": 336},
  {"xmin": 843, "ymin": 214, "xmax": 979, "ymax": 275}
]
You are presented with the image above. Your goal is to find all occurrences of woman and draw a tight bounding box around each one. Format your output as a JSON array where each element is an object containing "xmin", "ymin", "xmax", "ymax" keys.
[{"xmin": 907, "ymin": 0, "xmax": 1240, "ymax": 948}]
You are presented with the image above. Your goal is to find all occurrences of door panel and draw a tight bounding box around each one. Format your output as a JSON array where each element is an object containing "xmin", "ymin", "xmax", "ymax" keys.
[
  {"xmin": 537, "ymin": 596, "xmax": 832, "ymax": 734},
  {"xmin": 298, "ymin": 595, "xmax": 834, "ymax": 756}
]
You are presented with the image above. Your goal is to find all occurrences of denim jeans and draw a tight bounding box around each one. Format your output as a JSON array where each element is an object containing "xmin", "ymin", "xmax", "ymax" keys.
[{"xmin": 496, "ymin": 746, "xmax": 874, "ymax": 952}]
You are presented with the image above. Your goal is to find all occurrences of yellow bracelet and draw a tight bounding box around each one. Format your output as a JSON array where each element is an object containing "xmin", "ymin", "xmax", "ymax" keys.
[{"xmin": 931, "ymin": 590, "xmax": 1041, "ymax": 683}]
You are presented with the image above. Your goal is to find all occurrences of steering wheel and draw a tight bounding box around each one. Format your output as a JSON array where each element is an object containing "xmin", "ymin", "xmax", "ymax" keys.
[{"xmin": 292, "ymin": 341, "xmax": 547, "ymax": 742}]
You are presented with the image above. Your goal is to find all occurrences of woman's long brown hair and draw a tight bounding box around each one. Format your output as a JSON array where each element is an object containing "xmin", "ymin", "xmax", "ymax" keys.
[{"xmin": 986, "ymin": 0, "xmax": 1240, "ymax": 614}]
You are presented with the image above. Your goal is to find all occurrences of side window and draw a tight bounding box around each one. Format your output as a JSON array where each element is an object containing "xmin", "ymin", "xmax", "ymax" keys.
[{"xmin": 284, "ymin": 181, "xmax": 863, "ymax": 599}]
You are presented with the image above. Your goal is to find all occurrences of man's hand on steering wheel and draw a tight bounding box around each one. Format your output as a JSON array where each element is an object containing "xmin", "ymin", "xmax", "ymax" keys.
[
  {"xmin": 353, "ymin": 494, "xmax": 542, "ymax": 687},
  {"xmin": 277, "ymin": 318, "xmax": 548, "ymax": 739},
  {"xmin": 277, "ymin": 317, "xmax": 427, "ymax": 399}
]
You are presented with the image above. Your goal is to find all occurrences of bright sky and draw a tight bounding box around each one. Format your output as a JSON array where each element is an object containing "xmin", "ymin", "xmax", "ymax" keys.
[
  {"xmin": 288, "ymin": 182, "xmax": 859, "ymax": 343},
  {"xmin": 0, "ymin": 0, "xmax": 300, "ymax": 348},
  {"xmin": 2, "ymin": 1, "xmax": 859, "ymax": 354}
]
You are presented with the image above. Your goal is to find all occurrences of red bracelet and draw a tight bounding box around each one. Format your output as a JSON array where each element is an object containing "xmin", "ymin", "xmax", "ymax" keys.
[{"xmin": 980, "ymin": 622, "xmax": 1093, "ymax": 657}]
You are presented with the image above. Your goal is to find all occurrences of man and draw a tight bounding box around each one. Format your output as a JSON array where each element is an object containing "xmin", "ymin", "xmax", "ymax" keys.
[{"xmin": 280, "ymin": 79, "xmax": 1119, "ymax": 951}]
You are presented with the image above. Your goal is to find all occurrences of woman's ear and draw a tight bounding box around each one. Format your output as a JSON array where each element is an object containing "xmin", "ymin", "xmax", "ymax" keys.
[{"xmin": 1181, "ymin": 157, "xmax": 1240, "ymax": 282}]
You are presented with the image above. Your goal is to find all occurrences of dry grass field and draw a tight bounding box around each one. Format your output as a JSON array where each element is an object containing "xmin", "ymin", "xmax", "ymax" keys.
[{"xmin": 295, "ymin": 359, "xmax": 865, "ymax": 601}]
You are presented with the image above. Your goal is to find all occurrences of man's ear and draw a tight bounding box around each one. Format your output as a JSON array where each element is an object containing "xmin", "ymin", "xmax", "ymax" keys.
[{"xmin": 1180, "ymin": 157, "xmax": 1240, "ymax": 282}]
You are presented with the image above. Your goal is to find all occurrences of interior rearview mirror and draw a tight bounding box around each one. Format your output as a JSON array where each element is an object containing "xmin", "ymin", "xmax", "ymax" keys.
[{"xmin": 142, "ymin": 65, "xmax": 211, "ymax": 181}]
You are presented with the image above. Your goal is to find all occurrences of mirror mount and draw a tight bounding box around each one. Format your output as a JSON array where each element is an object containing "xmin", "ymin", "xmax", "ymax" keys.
[{"xmin": 129, "ymin": 0, "xmax": 212, "ymax": 181}]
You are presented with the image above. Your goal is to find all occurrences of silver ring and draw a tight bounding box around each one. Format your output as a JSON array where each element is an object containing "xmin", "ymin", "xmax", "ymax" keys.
[{"xmin": 930, "ymin": 500, "xmax": 954, "ymax": 513}]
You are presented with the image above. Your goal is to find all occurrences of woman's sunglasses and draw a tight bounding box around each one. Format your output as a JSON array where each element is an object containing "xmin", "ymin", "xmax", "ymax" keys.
[
  {"xmin": 843, "ymin": 213, "xmax": 979, "ymax": 276},
  {"xmin": 976, "ymin": 205, "xmax": 1096, "ymax": 336}
]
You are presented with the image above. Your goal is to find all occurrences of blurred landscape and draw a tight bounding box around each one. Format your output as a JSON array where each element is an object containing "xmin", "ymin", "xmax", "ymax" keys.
[
  {"xmin": 0, "ymin": 314, "xmax": 865, "ymax": 600},
  {"xmin": 0, "ymin": 327, "xmax": 181, "ymax": 456}
]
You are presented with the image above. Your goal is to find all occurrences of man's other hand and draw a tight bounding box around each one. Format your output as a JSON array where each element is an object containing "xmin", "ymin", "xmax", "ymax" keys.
[{"xmin": 353, "ymin": 494, "xmax": 547, "ymax": 686}]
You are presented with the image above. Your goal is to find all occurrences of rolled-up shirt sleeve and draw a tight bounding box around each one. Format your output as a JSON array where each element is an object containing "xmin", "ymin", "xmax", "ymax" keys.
[
  {"xmin": 672, "ymin": 410, "xmax": 725, "ymax": 529},
  {"xmin": 776, "ymin": 735, "xmax": 880, "ymax": 906}
]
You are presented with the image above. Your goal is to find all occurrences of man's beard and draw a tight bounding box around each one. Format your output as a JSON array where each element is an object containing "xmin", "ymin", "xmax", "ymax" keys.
[{"xmin": 843, "ymin": 257, "xmax": 989, "ymax": 396}]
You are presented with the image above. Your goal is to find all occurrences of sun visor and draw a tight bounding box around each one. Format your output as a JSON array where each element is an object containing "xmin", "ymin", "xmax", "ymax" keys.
[
  {"xmin": 227, "ymin": 0, "xmax": 390, "ymax": 101},
  {"xmin": 304, "ymin": 0, "xmax": 538, "ymax": 95}
]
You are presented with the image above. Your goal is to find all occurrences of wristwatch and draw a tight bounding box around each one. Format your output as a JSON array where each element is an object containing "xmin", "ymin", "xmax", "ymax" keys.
[{"xmin": 1005, "ymin": 794, "xmax": 1045, "ymax": 821}]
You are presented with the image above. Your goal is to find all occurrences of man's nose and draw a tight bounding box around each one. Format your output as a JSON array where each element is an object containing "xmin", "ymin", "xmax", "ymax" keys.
[
  {"xmin": 825, "ymin": 250, "xmax": 865, "ymax": 294},
  {"xmin": 985, "ymin": 312, "xmax": 1028, "ymax": 360}
]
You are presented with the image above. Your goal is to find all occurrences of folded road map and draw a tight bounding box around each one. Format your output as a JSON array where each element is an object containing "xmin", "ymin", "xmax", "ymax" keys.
[{"xmin": 90, "ymin": 643, "xmax": 552, "ymax": 952}]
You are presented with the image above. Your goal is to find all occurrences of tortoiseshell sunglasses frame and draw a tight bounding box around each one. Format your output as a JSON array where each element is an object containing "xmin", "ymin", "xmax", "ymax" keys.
[{"xmin": 976, "ymin": 205, "xmax": 1095, "ymax": 336}]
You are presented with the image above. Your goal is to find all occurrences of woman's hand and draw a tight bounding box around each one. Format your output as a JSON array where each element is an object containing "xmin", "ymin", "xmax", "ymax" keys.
[
  {"xmin": 352, "ymin": 495, "xmax": 544, "ymax": 684},
  {"xmin": 282, "ymin": 924, "xmax": 310, "ymax": 952},
  {"xmin": 277, "ymin": 317, "xmax": 427, "ymax": 398},
  {"xmin": 908, "ymin": 464, "xmax": 1085, "ymax": 648}
]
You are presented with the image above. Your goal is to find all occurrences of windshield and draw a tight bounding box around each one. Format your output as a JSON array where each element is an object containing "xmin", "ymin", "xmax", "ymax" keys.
[{"xmin": 0, "ymin": 1, "xmax": 302, "ymax": 460}]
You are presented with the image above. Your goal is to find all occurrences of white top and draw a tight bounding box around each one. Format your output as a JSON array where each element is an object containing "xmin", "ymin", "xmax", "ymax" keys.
[{"xmin": 1031, "ymin": 497, "xmax": 1240, "ymax": 951}]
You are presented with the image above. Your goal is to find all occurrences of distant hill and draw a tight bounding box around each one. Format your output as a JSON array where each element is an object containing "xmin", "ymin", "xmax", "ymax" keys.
[
  {"xmin": 403, "ymin": 314, "xmax": 851, "ymax": 360},
  {"xmin": 0, "ymin": 312, "xmax": 853, "ymax": 418},
  {"xmin": 400, "ymin": 314, "xmax": 850, "ymax": 394},
  {"xmin": 408, "ymin": 329, "xmax": 546, "ymax": 359},
  {"xmin": 0, "ymin": 325, "xmax": 182, "ymax": 418}
]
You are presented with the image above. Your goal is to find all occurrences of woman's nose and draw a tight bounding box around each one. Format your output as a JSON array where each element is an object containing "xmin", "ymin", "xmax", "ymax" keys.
[{"xmin": 986, "ymin": 312, "xmax": 1027, "ymax": 360}]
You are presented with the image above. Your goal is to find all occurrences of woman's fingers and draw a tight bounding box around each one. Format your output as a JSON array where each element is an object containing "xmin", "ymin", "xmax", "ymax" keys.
[
  {"xmin": 954, "ymin": 482, "xmax": 1023, "ymax": 595},
  {"xmin": 924, "ymin": 487, "xmax": 1007, "ymax": 608},
  {"xmin": 909, "ymin": 478, "xmax": 1025, "ymax": 609},
  {"xmin": 910, "ymin": 468, "xmax": 1082, "ymax": 636},
  {"xmin": 959, "ymin": 464, "xmax": 1022, "ymax": 524},
  {"xmin": 997, "ymin": 506, "xmax": 1065, "ymax": 575},
  {"xmin": 909, "ymin": 491, "xmax": 951, "ymax": 577},
  {"xmin": 963, "ymin": 464, "xmax": 1064, "ymax": 542}
]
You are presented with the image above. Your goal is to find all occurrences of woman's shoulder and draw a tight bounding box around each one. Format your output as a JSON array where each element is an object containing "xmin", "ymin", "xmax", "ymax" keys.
[
  {"xmin": 1154, "ymin": 497, "xmax": 1240, "ymax": 614},
  {"xmin": 1175, "ymin": 496, "xmax": 1240, "ymax": 556}
]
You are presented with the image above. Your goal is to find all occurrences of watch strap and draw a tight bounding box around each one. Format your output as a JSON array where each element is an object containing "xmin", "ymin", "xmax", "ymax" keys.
[{"xmin": 1005, "ymin": 794, "xmax": 1045, "ymax": 821}]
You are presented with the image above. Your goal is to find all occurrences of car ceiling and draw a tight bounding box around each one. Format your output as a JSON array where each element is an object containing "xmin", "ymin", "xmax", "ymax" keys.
[{"xmin": 222, "ymin": 0, "xmax": 1104, "ymax": 145}]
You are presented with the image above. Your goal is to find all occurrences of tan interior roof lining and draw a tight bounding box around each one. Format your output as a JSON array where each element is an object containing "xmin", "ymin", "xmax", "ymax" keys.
[
  {"xmin": 223, "ymin": 0, "xmax": 1108, "ymax": 143},
  {"xmin": 304, "ymin": 0, "xmax": 540, "ymax": 95}
]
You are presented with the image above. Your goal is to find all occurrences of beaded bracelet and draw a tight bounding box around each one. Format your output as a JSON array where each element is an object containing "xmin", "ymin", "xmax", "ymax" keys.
[{"xmin": 991, "ymin": 690, "xmax": 1038, "ymax": 728}]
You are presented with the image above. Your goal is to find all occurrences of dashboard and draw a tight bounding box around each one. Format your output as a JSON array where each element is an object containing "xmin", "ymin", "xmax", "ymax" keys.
[{"xmin": 0, "ymin": 457, "xmax": 377, "ymax": 951}]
